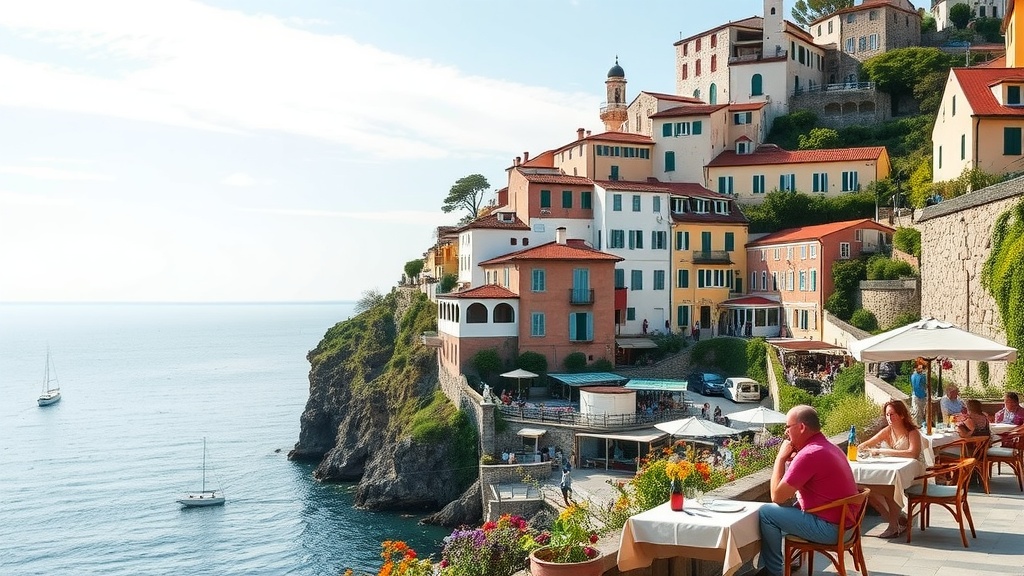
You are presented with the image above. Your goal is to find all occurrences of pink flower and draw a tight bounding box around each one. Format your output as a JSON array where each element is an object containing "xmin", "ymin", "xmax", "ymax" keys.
[
  {"xmin": 583, "ymin": 546, "xmax": 598, "ymax": 558},
  {"xmin": 589, "ymin": 534, "xmax": 599, "ymax": 544},
  {"xmin": 439, "ymin": 560, "xmax": 448, "ymax": 568}
]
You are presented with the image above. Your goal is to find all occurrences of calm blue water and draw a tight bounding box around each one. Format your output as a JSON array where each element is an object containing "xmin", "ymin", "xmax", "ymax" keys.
[{"xmin": 0, "ymin": 303, "xmax": 448, "ymax": 576}]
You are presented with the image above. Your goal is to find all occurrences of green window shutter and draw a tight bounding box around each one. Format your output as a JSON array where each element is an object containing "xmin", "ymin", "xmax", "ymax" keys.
[
  {"xmin": 1010, "ymin": 86, "xmax": 1021, "ymax": 105},
  {"xmin": 562, "ymin": 190, "xmax": 572, "ymax": 208},
  {"xmin": 568, "ymin": 314, "xmax": 577, "ymax": 341},
  {"xmin": 615, "ymin": 268, "xmax": 624, "ymax": 288},
  {"xmin": 684, "ymin": 231, "xmax": 690, "ymax": 250},
  {"xmin": 665, "ymin": 151, "xmax": 676, "ymax": 172},
  {"xmin": 1005, "ymin": 127, "xmax": 1022, "ymax": 155},
  {"xmin": 780, "ymin": 174, "xmax": 786, "ymax": 190},
  {"xmin": 718, "ymin": 176, "xmax": 727, "ymax": 193},
  {"xmin": 677, "ymin": 306, "xmax": 684, "ymax": 326},
  {"xmin": 662, "ymin": 123, "xmax": 673, "ymax": 137},
  {"xmin": 675, "ymin": 231, "xmax": 683, "ymax": 250},
  {"xmin": 540, "ymin": 189, "xmax": 551, "ymax": 207},
  {"xmin": 681, "ymin": 270, "xmax": 689, "ymax": 288},
  {"xmin": 961, "ymin": 134, "xmax": 966, "ymax": 160},
  {"xmin": 692, "ymin": 120, "xmax": 702, "ymax": 135},
  {"xmin": 581, "ymin": 191, "xmax": 592, "ymax": 209},
  {"xmin": 725, "ymin": 232, "xmax": 734, "ymax": 252},
  {"xmin": 701, "ymin": 231, "xmax": 711, "ymax": 252},
  {"xmin": 697, "ymin": 270, "xmax": 705, "ymax": 288}
]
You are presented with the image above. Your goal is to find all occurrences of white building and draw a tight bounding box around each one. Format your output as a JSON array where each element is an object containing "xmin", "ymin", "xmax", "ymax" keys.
[{"xmin": 932, "ymin": 0, "xmax": 1004, "ymax": 31}]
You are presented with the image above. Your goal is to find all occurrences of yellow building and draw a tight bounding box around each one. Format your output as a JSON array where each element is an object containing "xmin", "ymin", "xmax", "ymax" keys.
[
  {"xmin": 1006, "ymin": 0, "xmax": 1023, "ymax": 67},
  {"xmin": 704, "ymin": 144, "xmax": 891, "ymax": 203},
  {"xmin": 668, "ymin": 184, "xmax": 749, "ymax": 338}
]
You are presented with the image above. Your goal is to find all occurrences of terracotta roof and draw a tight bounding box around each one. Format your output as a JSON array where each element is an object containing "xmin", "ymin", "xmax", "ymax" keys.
[
  {"xmin": 519, "ymin": 171, "xmax": 594, "ymax": 186},
  {"xmin": 480, "ymin": 240, "xmax": 622, "ymax": 265},
  {"xmin": 735, "ymin": 135, "xmax": 753, "ymax": 142},
  {"xmin": 952, "ymin": 67, "xmax": 1024, "ymax": 117},
  {"xmin": 810, "ymin": 0, "xmax": 920, "ymax": 25},
  {"xmin": 706, "ymin": 144, "xmax": 887, "ymax": 167},
  {"xmin": 721, "ymin": 296, "xmax": 780, "ymax": 307},
  {"xmin": 640, "ymin": 91, "xmax": 705, "ymax": 104},
  {"xmin": 728, "ymin": 102, "xmax": 767, "ymax": 112},
  {"xmin": 746, "ymin": 218, "xmax": 893, "ymax": 247},
  {"xmin": 438, "ymin": 285, "xmax": 519, "ymax": 299},
  {"xmin": 583, "ymin": 131, "xmax": 655, "ymax": 144},
  {"xmin": 649, "ymin": 105, "xmax": 728, "ymax": 118},
  {"xmin": 674, "ymin": 16, "xmax": 762, "ymax": 45},
  {"xmin": 458, "ymin": 212, "xmax": 530, "ymax": 232},
  {"xmin": 976, "ymin": 55, "xmax": 1007, "ymax": 68}
]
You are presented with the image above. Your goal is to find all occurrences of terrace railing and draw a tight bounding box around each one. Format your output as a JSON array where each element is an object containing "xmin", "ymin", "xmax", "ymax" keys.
[{"xmin": 495, "ymin": 403, "xmax": 694, "ymax": 430}]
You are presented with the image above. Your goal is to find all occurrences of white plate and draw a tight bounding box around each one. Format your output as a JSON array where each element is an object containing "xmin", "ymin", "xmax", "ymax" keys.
[{"xmin": 704, "ymin": 501, "xmax": 745, "ymax": 513}]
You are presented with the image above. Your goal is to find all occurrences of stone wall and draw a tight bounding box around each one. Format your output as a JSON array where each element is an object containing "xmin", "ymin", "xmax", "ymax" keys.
[
  {"xmin": 790, "ymin": 87, "xmax": 890, "ymax": 129},
  {"xmin": 479, "ymin": 461, "xmax": 551, "ymax": 521},
  {"xmin": 857, "ymin": 278, "xmax": 921, "ymax": 329},
  {"xmin": 917, "ymin": 177, "xmax": 1024, "ymax": 389},
  {"xmin": 822, "ymin": 311, "xmax": 871, "ymax": 351},
  {"xmin": 438, "ymin": 359, "xmax": 494, "ymax": 457}
]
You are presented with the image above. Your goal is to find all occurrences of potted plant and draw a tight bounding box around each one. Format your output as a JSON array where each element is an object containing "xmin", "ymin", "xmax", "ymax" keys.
[
  {"xmin": 528, "ymin": 502, "xmax": 603, "ymax": 576},
  {"xmin": 438, "ymin": 514, "xmax": 538, "ymax": 576}
]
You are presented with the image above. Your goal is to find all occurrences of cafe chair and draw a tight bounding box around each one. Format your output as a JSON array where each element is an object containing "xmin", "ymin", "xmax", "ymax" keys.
[
  {"xmin": 783, "ymin": 488, "xmax": 870, "ymax": 576},
  {"xmin": 987, "ymin": 429, "xmax": 1024, "ymax": 492},
  {"xmin": 905, "ymin": 458, "xmax": 977, "ymax": 548},
  {"xmin": 937, "ymin": 436, "xmax": 990, "ymax": 494}
]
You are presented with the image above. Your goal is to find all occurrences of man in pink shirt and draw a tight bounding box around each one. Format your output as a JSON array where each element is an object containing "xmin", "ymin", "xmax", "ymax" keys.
[
  {"xmin": 994, "ymin": 392, "xmax": 1024, "ymax": 426},
  {"xmin": 755, "ymin": 405, "xmax": 859, "ymax": 576}
]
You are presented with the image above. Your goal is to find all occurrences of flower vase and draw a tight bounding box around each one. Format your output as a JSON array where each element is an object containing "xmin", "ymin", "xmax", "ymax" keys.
[
  {"xmin": 529, "ymin": 547, "xmax": 604, "ymax": 576},
  {"xmin": 669, "ymin": 479, "xmax": 684, "ymax": 511}
]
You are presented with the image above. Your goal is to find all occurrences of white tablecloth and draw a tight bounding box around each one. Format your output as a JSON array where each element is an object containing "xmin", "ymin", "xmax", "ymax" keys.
[
  {"xmin": 618, "ymin": 501, "xmax": 765, "ymax": 576},
  {"xmin": 849, "ymin": 456, "xmax": 924, "ymax": 508},
  {"xmin": 922, "ymin": 423, "xmax": 1016, "ymax": 465}
]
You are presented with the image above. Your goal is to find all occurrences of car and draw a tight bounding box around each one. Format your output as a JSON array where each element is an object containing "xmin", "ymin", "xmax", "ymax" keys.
[
  {"xmin": 723, "ymin": 377, "xmax": 762, "ymax": 403},
  {"xmin": 687, "ymin": 372, "xmax": 726, "ymax": 396}
]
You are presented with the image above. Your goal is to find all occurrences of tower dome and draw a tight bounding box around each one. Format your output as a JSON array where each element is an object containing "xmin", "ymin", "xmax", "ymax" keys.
[{"xmin": 607, "ymin": 57, "xmax": 625, "ymax": 78}]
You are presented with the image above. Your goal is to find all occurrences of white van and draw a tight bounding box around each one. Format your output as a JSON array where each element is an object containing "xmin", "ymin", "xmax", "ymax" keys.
[{"xmin": 723, "ymin": 377, "xmax": 761, "ymax": 403}]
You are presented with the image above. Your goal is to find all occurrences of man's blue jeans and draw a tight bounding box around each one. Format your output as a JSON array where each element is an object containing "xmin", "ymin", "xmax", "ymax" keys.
[{"xmin": 758, "ymin": 504, "xmax": 839, "ymax": 576}]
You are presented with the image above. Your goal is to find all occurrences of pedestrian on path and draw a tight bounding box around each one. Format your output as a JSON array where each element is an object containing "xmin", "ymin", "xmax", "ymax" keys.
[{"xmin": 559, "ymin": 467, "xmax": 573, "ymax": 506}]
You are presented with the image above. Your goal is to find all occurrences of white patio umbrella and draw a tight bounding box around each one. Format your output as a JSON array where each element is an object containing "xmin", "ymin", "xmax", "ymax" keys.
[
  {"xmin": 655, "ymin": 416, "xmax": 741, "ymax": 438},
  {"xmin": 849, "ymin": 316, "xmax": 1019, "ymax": 434},
  {"xmin": 501, "ymin": 368, "xmax": 539, "ymax": 397},
  {"xmin": 727, "ymin": 406, "xmax": 788, "ymax": 430}
]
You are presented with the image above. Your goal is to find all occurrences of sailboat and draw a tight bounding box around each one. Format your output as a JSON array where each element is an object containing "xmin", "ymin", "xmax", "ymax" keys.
[
  {"xmin": 37, "ymin": 348, "xmax": 61, "ymax": 407},
  {"xmin": 177, "ymin": 438, "xmax": 225, "ymax": 508}
]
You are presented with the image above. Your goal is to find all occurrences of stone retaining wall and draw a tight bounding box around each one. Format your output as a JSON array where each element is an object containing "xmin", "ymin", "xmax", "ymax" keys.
[{"xmin": 857, "ymin": 278, "xmax": 921, "ymax": 329}]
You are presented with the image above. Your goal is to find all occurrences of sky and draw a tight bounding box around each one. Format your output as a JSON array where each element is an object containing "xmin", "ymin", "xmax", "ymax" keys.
[{"xmin": 0, "ymin": 0, "xmax": 767, "ymax": 303}]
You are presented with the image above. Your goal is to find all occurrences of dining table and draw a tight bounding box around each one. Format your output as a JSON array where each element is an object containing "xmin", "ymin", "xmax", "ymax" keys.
[
  {"xmin": 618, "ymin": 500, "xmax": 766, "ymax": 576},
  {"xmin": 849, "ymin": 455, "xmax": 925, "ymax": 508},
  {"xmin": 921, "ymin": 422, "xmax": 1017, "ymax": 465}
]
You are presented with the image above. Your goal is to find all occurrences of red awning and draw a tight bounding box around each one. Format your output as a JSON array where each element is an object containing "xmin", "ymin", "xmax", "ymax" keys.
[{"xmin": 720, "ymin": 296, "xmax": 780, "ymax": 307}]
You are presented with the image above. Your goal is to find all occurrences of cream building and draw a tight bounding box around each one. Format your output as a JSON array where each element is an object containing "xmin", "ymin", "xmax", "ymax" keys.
[{"xmin": 933, "ymin": 0, "xmax": 1004, "ymax": 31}]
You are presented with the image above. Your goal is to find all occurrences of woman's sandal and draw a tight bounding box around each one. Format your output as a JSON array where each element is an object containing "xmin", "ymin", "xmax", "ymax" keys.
[{"xmin": 879, "ymin": 526, "xmax": 904, "ymax": 539}]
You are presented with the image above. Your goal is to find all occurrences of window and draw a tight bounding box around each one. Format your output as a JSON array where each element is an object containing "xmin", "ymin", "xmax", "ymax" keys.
[
  {"xmin": 845, "ymin": 37, "xmax": 855, "ymax": 53},
  {"xmin": 711, "ymin": 54, "xmax": 717, "ymax": 72},
  {"xmin": 817, "ymin": 25, "xmax": 821, "ymax": 36},
  {"xmin": 681, "ymin": 63, "xmax": 688, "ymax": 80},
  {"xmin": 753, "ymin": 174, "xmax": 765, "ymax": 194},
  {"xmin": 799, "ymin": 270, "xmax": 806, "ymax": 291},
  {"xmin": 630, "ymin": 270, "xmax": 643, "ymax": 290},
  {"xmin": 841, "ymin": 171, "xmax": 859, "ymax": 191},
  {"xmin": 725, "ymin": 232, "xmax": 735, "ymax": 252},
  {"xmin": 662, "ymin": 122, "xmax": 673, "ymax": 137},
  {"xmin": 613, "ymin": 194, "xmax": 622, "ymax": 211},
  {"xmin": 626, "ymin": 307, "xmax": 636, "ymax": 321},
  {"xmin": 677, "ymin": 305, "xmax": 690, "ymax": 327},
  {"xmin": 961, "ymin": 134, "xmax": 966, "ymax": 161},
  {"xmin": 718, "ymin": 176, "xmax": 734, "ymax": 194},
  {"xmin": 652, "ymin": 231, "xmax": 667, "ymax": 250},
  {"xmin": 696, "ymin": 59, "xmax": 701, "ymax": 76},
  {"xmin": 869, "ymin": 34, "xmax": 878, "ymax": 50},
  {"xmin": 812, "ymin": 172, "xmax": 828, "ymax": 192},
  {"xmin": 787, "ymin": 246, "xmax": 793, "ymax": 260},
  {"xmin": 653, "ymin": 270, "xmax": 665, "ymax": 290},
  {"xmin": 1009, "ymin": 86, "xmax": 1021, "ymax": 105},
  {"xmin": 774, "ymin": 248, "xmax": 780, "ymax": 261},
  {"xmin": 751, "ymin": 74, "xmax": 763, "ymax": 96},
  {"xmin": 828, "ymin": 20, "xmax": 833, "ymax": 34},
  {"xmin": 675, "ymin": 231, "xmax": 690, "ymax": 250},
  {"xmin": 858, "ymin": 36, "xmax": 867, "ymax": 52},
  {"xmin": 581, "ymin": 191, "xmax": 592, "ymax": 209},
  {"xmin": 952, "ymin": 95, "xmax": 956, "ymax": 115},
  {"xmin": 779, "ymin": 174, "xmax": 796, "ymax": 192},
  {"xmin": 628, "ymin": 230, "xmax": 644, "ymax": 249},
  {"xmin": 840, "ymin": 242, "xmax": 851, "ymax": 259},
  {"xmin": 846, "ymin": 13, "xmax": 855, "ymax": 23},
  {"xmin": 683, "ymin": 43, "xmax": 688, "ymax": 56},
  {"xmin": 701, "ymin": 231, "xmax": 712, "ymax": 252},
  {"xmin": 760, "ymin": 249, "xmax": 766, "ymax": 261},
  {"xmin": 869, "ymin": 9, "xmax": 878, "ymax": 20},
  {"xmin": 734, "ymin": 112, "xmax": 752, "ymax": 125},
  {"xmin": 800, "ymin": 245, "xmax": 807, "ymax": 259},
  {"xmin": 568, "ymin": 312, "xmax": 593, "ymax": 342},
  {"xmin": 677, "ymin": 269, "xmax": 689, "ymax": 288},
  {"xmin": 562, "ymin": 190, "xmax": 572, "ymax": 208},
  {"xmin": 671, "ymin": 197, "xmax": 685, "ymax": 213},
  {"xmin": 761, "ymin": 271, "xmax": 767, "ymax": 290},
  {"xmin": 696, "ymin": 37, "xmax": 701, "ymax": 51},
  {"xmin": 531, "ymin": 313, "xmax": 545, "ymax": 337},
  {"xmin": 615, "ymin": 268, "xmax": 625, "ymax": 288},
  {"xmin": 653, "ymin": 196, "xmax": 661, "ymax": 213},
  {"xmin": 1004, "ymin": 127, "xmax": 1022, "ymax": 155},
  {"xmin": 664, "ymin": 151, "xmax": 676, "ymax": 172},
  {"xmin": 610, "ymin": 165, "xmax": 619, "ymax": 180},
  {"xmin": 798, "ymin": 310, "xmax": 809, "ymax": 330},
  {"xmin": 810, "ymin": 269, "xmax": 817, "ymax": 291},
  {"xmin": 772, "ymin": 271, "xmax": 779, "ymax": 290},
  {"xmin": 609, "ymin": 229, "xmax": 625, "ymax": 248},
  {"xmin": 751, "ymin": 271, "xmax": 757, "ymax": 290},
  {"xmin": 632, "ymin": 195, "xmax": 641, "ymax": 211},
  {"xmin": 711, "ymin": 33, "xmax": 717, "ymax": 48},
  {"xmin": 714, "ymin": 200, "xmax": 728, "ymax": 214},
  {"xmin": 531, "ymin": 269, "xmax": 546, "ymax": 292},
  {"xmin": 709, "ymin": 83, "xmax": 717, "ymax": 105},
  {"xmin": 693, "ymin": 199, "xmax": 709, "ymax": 213},
  {"xmin": 540, "ymin": 190, "xmax": 551, "ymax": 207},
  {"xmin": 938, "ymin": 146, "xmax": 943, "ymax": 169},
  {"xmin": 786, "ymin": 270, "xmax": 794, "ymax": 291},
  {"xmin": 810, "ymin": 244, "xmax": 817, "ymax": 259}
]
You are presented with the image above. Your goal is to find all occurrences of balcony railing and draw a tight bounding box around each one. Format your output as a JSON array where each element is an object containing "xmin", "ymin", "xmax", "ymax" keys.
[
  {"xmin": 793, "ymin": 81, "xmax": 876, "ymax": 96},
  {"xmin": 420, "ymin": 331, "xmax": 442, "ymax": 348},
  {"xmin": 569, "ymin": 289, "xmax": 595, "ymax": 305},
  {"xmin": 495, "ymin": 404, "xmax": 694, "ymax": 431},
  {"xmin": 728, "ymin": 49, "xmax": 787, "ymax": 64},
  {"xmin": 692, "ymin": 250, "xmax": 732, "ymax": 264}
]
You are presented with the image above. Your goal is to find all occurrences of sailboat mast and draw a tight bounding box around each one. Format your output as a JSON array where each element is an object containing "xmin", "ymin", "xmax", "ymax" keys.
[{"xmin": 202, "ymin": 438, "xmax": 207, "ymax": 493}]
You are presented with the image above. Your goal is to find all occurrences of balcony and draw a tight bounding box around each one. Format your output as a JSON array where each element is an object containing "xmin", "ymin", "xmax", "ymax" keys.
[
  {"xmin": 793, "ymin": 81, "xmax": 875, "ymax": 96},
  {"xmin": 692, "ymin": 250, "xmax": 732, "ymax": 264},
  {"xmin": 420, "ymin": 331, "xmax": 442, "ymax": 348},
  {"xmin": 569, "ymin": 289, "xmax": 595, "ymax": 305}
]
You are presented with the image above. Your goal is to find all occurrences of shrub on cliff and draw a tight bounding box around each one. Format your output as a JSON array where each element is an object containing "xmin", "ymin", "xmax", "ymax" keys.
[
  {"xmin": 563, "ymin": 352, "xmax": 587, "ymax": 372},
  {"xmin": 849, "ymin": 309, "xmax": 879, "ymax": 332},
  {"xmin": 689, "ymin": 337, "xmax": 749, "ymax": 376}
]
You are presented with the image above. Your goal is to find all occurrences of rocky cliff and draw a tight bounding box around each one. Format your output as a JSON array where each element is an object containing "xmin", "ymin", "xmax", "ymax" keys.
[{"xmin": 288, "ymin": 289, "xmax": 478, "ymax": 514}]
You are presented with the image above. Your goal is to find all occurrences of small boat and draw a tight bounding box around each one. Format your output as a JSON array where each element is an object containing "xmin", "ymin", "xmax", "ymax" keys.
[
  {"xmin": 37, "ymin": 348, "xmax": 61, "ymax": 407},
  {"xmin": 177, "ymin": 438, "xmax": 225, "ymax": 508}
]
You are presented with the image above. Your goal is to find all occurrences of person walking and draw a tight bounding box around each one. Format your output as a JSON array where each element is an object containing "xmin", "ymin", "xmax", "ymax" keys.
[
  {"xmin": 559, "ymin": 467, "xmax": 573, "ymax": 506},
  {"xmin": 910, "ymin": 363, "xmax": 928, "ymax": 426}
]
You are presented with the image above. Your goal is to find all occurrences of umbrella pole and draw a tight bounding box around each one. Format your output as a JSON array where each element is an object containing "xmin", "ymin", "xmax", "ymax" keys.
[{"xmin": 926, "ymin": 361, "xmax": 934, "ymax": 436}]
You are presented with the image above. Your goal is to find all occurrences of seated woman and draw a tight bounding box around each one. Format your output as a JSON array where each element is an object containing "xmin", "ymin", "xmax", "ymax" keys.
[
  {"xmin": 953, "ymin": 399, "xmax": 990, "ymax": 437},
  {"xmin": 857, "ymin": 400, "xmax": 923, "ymax": 538}
]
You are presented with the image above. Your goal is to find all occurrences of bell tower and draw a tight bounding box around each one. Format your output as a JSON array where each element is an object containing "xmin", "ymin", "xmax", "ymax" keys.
[
  {"xmin": 601, "ymin": 57, "xmax": 628, "ymax": 133},
  {"xmin": 763, "ymin": 0, "xmax": 784, "ymax": 58}
]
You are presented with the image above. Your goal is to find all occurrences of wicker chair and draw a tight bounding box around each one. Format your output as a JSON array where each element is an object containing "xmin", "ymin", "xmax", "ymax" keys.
[
  {"xmin": 905, "ymin": 458, "xmax": 977, "ymax": 548},
  {"xmin": 783, "ymin": 488, "xmax": 870, "ymax": 576}
]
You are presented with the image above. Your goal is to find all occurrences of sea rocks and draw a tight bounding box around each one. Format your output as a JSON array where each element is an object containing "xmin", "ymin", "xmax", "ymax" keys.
[{"xmin": 421, "ymin": 479, "xmax": 483, "ymax": 527}]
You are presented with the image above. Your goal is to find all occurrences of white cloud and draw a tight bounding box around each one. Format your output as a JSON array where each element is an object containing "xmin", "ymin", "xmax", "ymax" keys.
[{"xmin": 0, "ymin": 0, "xmax": 598, "ymax": 161}]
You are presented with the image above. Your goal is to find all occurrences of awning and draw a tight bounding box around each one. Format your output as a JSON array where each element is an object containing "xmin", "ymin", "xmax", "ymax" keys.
[
  {"xmin": 576, "ymin": 428, "xmax": 668, "ymax": 443},
  {"xmin": 548, "ymin": 372, "xmax": 627, "ymax": 387},
  {"xmin": 625, "ymin": 379, "xmax": 688, "ymax": 392},
  {"xmin": 516, "ymin": 428, "xmax": 547, "ymax": 438},
  {"xmin": 767, "ymin": 339, "xmax": 847, "ymax": 355},
  {"xmin": 616, "ymin": 338, "xmax": 659, "ymax": 349},
  {"xmin": 720, "ymin": 296, "xmax": 781, "ymax": 308}
]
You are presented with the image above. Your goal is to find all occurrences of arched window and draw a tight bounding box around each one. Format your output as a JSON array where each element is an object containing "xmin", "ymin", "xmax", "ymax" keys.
[
  {"xmin": 493, "ymin": 303, "xmax": 515, "ymax": 323},
  {"xmin": 709, "ymin": 83, "xmax": 717, "ymax": 105},
  {"xmin": 751, "ymin": 74, "xmax": 763, "ymax": 96},
  {"xmin": 466, "ymin": 303, "xmax": 488, "ymax": 323},
  {"xmin": 771, "ymin": 7, "xmax": 776, "ymax": 14}
]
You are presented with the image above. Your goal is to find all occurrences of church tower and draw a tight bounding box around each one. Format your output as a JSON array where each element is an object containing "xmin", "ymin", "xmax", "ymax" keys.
[
  {"xmin": 600, "ymin": 57, "xmax": 628, "ymax": 133},
  {"xmin": 763, "ymin": 0, "xmax": 784, "ymax": 58}
]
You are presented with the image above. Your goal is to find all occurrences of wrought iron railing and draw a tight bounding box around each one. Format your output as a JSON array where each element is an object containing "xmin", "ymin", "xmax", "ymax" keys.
[
  {"xmin": 692, "ymin": 250, "xmax": 732, "ymax": 264},
  {"xmin": 793, "ymin": 81, "xmax": 876, "ymax": 96},
  {"xmin": 569, "ymin": 289, "xmax": 595, "ymax": 305},
  {"xmin": 495, "ymin": 404, "xmax": 694, "ymax": 431}
]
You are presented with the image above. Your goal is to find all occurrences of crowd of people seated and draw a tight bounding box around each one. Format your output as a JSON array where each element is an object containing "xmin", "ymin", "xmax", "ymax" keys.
[{"xmin": 635, "ymin": 391, "xmax": 685, "ymax": 416}]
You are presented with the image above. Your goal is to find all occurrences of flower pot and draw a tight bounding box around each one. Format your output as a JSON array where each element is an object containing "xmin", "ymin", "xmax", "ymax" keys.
[{"xmin": 529, "ymin": 547, "xmax": 604, "ymax": 576}]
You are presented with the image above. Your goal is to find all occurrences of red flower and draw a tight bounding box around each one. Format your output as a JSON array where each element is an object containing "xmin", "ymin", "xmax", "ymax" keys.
[
  {"xmin": 589, "ymin": 534, "xmax": 599, "ymax": 544},
  {"xmin": 583, "ymin": 546, "xmax": 598, "ymax": 558}
]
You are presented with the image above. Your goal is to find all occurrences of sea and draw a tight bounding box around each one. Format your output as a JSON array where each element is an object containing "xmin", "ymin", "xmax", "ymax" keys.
[{"xmin": 0, "ymin": 303, "xmax": 449, "ymax": 576}]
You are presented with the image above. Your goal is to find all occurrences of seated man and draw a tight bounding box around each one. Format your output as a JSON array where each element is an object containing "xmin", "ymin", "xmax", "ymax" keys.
[
  {"xmin": 756, "ymin": 405, "xmax": 859, "ymax": 576},
  {"xmin": 940, "ymin": 385, "xmax": 966, "ymax": 422},
  {"xmin": 995, "ymin": 391, "xmax": 1024, "ymax": 426}
]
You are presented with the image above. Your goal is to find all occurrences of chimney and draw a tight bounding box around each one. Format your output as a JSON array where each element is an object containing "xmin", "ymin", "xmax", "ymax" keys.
[
  {"xmin": 514, "ymin": 156, "xmax": 521, "ymax": 166},
  {"xmin": 523, "ymin": 151, "xmax": 530, "ymax": 162},
  {"xmin": 577, "ymin": 127, "xmax": 585, "ymax": 140},
  {"xmin": 556, "ymin": 227, "xmax": 567, "ymax": 245},
  {"xmin": 586, "ymin": 130, "xmax": 592, "ymax": 137}
]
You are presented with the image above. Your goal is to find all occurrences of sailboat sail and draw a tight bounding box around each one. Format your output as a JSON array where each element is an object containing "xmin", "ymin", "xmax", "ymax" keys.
[
  {"xmin": 37, "ymin": 349, "xmax": 61, "ymax": 407},
  {"xmin": 177, "ymin": 438, "xmax": 224, "ymax": 508}
]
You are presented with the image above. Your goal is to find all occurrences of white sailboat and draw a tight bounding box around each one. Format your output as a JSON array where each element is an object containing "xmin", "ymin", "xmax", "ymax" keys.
[
  {"xmin": 37, "ymin": 348, "xmax": 61, "ymax": 407},
  {"xmin": 177, "ymin": 438, "xmax": 225, "ymax": 508}
]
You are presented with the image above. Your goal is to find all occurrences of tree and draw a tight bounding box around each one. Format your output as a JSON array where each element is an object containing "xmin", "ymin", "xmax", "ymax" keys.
[
  {"xmin": 441, "ymin": 174, "xmax": 490, "ymax": 224},
  {"xmin": 791, "ymin": 0, "xmax": 853, "ymax": 27},
  {"xmin": 354, "ymin": 288, "xmax": 384, "ymax": 313},
  {"xmin": 798, "ymin": 127, "xmax": 840, "ymax": 150},
  {"xmin": 437, "ymin": 273, "xmax": 457, "ymax": 294},
  {"xmin": 949, "ymin": 3, "xmax": 972, "ymax": 29},
  {"xmin": 404, "ymin": 259, "xmax": 424, "ymax": 281},
  {"xmin": 862, "ymin": 48, "xmax": 956, "ymax": 114}
]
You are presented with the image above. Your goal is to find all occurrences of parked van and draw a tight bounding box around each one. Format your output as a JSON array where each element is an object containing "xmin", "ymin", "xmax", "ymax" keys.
[{"xmin": 723, "ymin": 377, "xmax": 761, "ymax": 403}]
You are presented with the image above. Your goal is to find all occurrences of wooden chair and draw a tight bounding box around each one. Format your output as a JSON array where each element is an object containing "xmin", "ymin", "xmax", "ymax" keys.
[
  {"xmin": 783, "ymin": 488, "xmax": 870, "ymax": 576},
  {"xmin": 988, "ymin": 430, "xmax": 1024, "ymax": 491},
  {"xmin": 937, "ymin": 435, "xmax": 990, "ymax": 493},
  {"xmin": 905, "ymin": 458, "xmax": 977, "ymax": 548}
]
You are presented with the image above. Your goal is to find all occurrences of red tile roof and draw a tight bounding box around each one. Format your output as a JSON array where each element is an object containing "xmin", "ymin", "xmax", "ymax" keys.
[
  {"xmin": 439, "ymin": 285, "xmax": 519, "ymax": 299},
  {"xmin": 952, "ymin": 67, "xmax": 1024, "ymax": 117},
  {"xmin": 977, "ymin": 55, "xmax": 1007, "ymax": 68},
  {"xmin": 735, "ymin": 135, "xmax": 753, "ymax": 142},
  {"xmin": 729, "ymin": 102, "xmax": 767, "ymax": 112},
  {"xmin": 458, "ymin": 212, "xmax": 530, "ymax": 232},
  {"xmin": 721, "ymin": 295, "xmax": 780, "ymax": 307},
  {"xmin": 519, "ymin": 171, "xmax": 594, "ymax": 186},
  {"xmin": 746, "ymin": 218, "xmax": 892, "ymax": 246},
  {"xmin": 674, "ymin": 16, "xmax": 762, "ymax": 45},
  {"xmin": 480, "ymin": 240, "xmax": 622, "ymax": 264},
  {"xmin": 649, "ymin": 105, "xmax": 728, "ymax": 118},
  {"xmin": 640, "ymin": 91, "xmax": 705, "ymax": 104},
  {"xmin": 706, "ymin": 144, "xmax": 887, "ymax": 167},
  {"xmin": 583, "ymin": 131, "xmax": 655, "ymax": 144}
]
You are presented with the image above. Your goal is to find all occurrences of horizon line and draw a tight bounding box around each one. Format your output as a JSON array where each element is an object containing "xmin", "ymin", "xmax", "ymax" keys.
[{"xmin": 0, "ymin": 300, "xmax": 358, "ymax": 305}]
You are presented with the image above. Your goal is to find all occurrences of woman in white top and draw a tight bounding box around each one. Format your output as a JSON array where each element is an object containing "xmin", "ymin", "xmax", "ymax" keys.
[{"xmin": 857, "ymin": 400, "xmax": 924, "ymax": 539}]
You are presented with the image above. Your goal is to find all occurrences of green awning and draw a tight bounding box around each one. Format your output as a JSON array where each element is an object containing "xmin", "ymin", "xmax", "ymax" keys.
[
  {"xmin": 625, "ymin": 379, "xmax": 689, "ymax": 392},
  {"xmin": 547, "ymin": 372, "xmax": 627, "ymax": 387}
]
